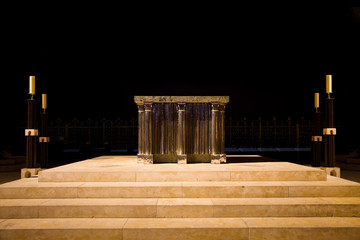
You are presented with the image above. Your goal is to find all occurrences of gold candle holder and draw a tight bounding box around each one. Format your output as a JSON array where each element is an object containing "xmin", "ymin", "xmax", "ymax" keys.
[
  {"xmin": 42, "ymin": 94, "xmax": 47, "ymax": 110},
  {"xmin": 29, "ymin": 76, "xmax": 35, "ymax": 95},
  {"xmin": 326, "ymin": 75, "xmax": 332, "ymax": 97},
  {"xmin": 314, "ymin": 93, "xmax": 319, "ymax": 110}
]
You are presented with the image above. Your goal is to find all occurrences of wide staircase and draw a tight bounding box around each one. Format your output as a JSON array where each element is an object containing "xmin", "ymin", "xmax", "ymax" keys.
[{"xmin": 0, "ymin": 156, "xmax": 360, "ymax": 240}]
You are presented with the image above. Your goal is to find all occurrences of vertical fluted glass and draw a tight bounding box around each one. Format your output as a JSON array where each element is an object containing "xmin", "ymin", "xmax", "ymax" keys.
[
  {"xmin": 219, "ymin": 103, "xmax": 226, "ymax": 163},
  {"xmin": 137, "ymin": 104, "xmax": 145, "ymax": 163},
  {"xmin": 177, "ymin": 103, "xmax": 186, "ymax": 163},
  {"xmin": 144, "ymin": 102, "xmax": 153, "ymax": 163},
  {"xmin": 211, "ymin": 103, "xmax": 220, "ymax": 163}
]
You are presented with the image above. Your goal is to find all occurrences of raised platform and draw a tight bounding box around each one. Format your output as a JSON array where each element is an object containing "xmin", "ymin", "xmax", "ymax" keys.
[
  {"xmin": 1, "ymin": 156, "xmax": 360, "ymax": 239},
  {"xmin": 37, "ymin": 156, "xmax": 327, "ymax": 182}
]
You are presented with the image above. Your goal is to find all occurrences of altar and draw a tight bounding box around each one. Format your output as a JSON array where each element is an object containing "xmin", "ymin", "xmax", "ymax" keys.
[{"xmin": 134, "ymin": 96, "xmax": 229, "ymax": 164}]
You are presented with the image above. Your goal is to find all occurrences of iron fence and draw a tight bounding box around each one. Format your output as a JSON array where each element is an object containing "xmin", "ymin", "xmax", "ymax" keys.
[
  {"xmin": 48, "ymin": 116, "xmax": 313, "ymax": 153},
  {"xmin": 226, "ymin": 117, "xmax": 312, "ymax": 150}
]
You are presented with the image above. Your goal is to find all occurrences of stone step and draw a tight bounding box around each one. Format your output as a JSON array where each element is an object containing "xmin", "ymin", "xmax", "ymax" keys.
[
  {"xmin": 38, "ymin": 159, "xmax": 327, "ymax": 182},
  {"xmin": 1, "ymin": 176, "xmax": 359, "ymax": 199},
  {"xmin": 0, "ymin": 217, "xmax": 359, "ymax": 240},
  {"xmin": 0, "ymin": 197, "xmax": 359, "ymax": 219}
]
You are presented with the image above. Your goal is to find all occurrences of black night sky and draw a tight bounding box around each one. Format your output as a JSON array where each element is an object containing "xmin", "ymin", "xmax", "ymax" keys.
[{"xmin": 2, "ymin": 4, "xmax": 360, "ymax": 155}]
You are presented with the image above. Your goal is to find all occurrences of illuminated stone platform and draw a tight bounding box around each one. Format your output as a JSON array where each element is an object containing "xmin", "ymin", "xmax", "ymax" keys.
[
  {"xmin": 1, "ymin": 156, "xmax": 360, "ymax": 239},
  {"xmin": 37, "ymin": 156, "xmax": 327, "ymax": 182}
]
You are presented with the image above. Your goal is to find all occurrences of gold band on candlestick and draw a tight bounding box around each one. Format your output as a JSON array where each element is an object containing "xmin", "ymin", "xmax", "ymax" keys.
[
  {"xmin": 29, "ymin": 76, "xmax": 35, "ymax": 94},
  {"xmin": 314, "ymin": 93, "xmax": 319, "ymax": 109},
  {"xmin": 326, "ymin": 75, "xmax": 332, "ymax": 94},
  {"xmin": 42, "ymin": 94, "xmax": 47, "ymax": 109},
  {"xmin": 323, "ymin": 128, "xmax": 337, "ymax": 135},
  {"xmin": 312, "ymin": 136, "xmax": 322, "ymax": 142}
]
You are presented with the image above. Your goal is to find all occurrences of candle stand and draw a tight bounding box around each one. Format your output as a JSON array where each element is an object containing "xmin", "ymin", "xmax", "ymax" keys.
[
  {"xmin": 312, "ymin": 108, "xmax": 322, "ymax": 167},
  {"xmin": 40, "ymin": 109, "xmax": 49, "ymax": 168},
  {"xmin": 25, "ymin": 94, "xmax": 38, "ymax": 168},
  {"xmin": 22, "ymin": 76, "xmax": 43, "ymax": 178},
  {"xmin": 324, "ymin": 96, "xmax": 336, "ymax": 167},
  {"xmin": 312, "ymin": 76, "xmax": 340, "ymax": 177}
]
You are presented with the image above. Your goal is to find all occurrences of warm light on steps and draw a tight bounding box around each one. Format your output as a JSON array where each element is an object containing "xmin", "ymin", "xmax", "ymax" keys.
[
  {"xmin": 1, "ymin": 157, "xmax": 360, "ymax": 239},
  {"xmin": 0, "ymin": 217, "xmax": 360, "ymax": 240},
  {"xmin": 0, "ymin": 197, "xmax": 359, "ymax": 219}
]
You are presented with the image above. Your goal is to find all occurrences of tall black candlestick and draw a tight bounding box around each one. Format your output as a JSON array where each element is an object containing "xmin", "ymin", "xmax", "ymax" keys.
[
  {"xmin": 312, "ymin": 108, "xmax": 322, "ymax": 167},
  {"xmin": 324, "ymin": 97, "xmax": 336, "ymax": 167},
  {"xmin": 25, "ymin": 94, "xmax": 38, "ymax": 168},
  {"xmin": 40, "ymin": 108, "xmax": 49, "ymax": 168}
]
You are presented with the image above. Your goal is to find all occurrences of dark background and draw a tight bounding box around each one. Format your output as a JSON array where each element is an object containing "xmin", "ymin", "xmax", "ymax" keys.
[{"xmin": 2, "ymin": 4, "xmax": 360, "ymax": 156}]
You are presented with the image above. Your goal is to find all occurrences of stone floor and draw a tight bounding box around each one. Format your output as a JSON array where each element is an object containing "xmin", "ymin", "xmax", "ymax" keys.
[
  {"xmin": 1, "ymin": 169, "xmax": 360, "ymax": 185},
  {"xmin": 1, "ymin": 155, "xmax": 360, "ymax": 184},
  {"xmin": 1, "ymin": 156, "xmax": 360, "ymax": 239},
  {"xmin": 36, "ymin": 156, "xmax": 328, "ymax": 182}
]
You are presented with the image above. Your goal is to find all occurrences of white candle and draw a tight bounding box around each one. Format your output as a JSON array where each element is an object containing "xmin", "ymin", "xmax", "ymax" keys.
[
  {"xmin": 314, "ymin": 93, "xmax": 319, "ymax": 108},
  {"xmin": 326, "ymin": 75, "xmax": 332, "ymax": 93},
  {"xmin": 29, "ymin": 76, "xmax": 35, "ymax": 94},
  {"xmin": 42, "ymin": 94, "xmax": 47, "ymax": 109}
]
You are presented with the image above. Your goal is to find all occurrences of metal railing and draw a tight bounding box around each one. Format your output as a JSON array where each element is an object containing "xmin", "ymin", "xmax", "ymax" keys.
[
  {"xmin": 47, "ymin": 116, "xmax": 313, "ymax": 153},
  {"xmin": 226, "ymin": 117, "xmax": 312, "ymax": 150}
]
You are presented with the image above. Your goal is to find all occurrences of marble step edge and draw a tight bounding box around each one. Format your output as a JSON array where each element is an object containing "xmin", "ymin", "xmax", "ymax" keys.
[
  {"xmin": 0, "ymin": 197, "xmax": 360, "ymax": 218},
  {"xmin": 38, "ymin": 169, "xmax": 327, "ymax": 182},
  {"xmin": 0, "ymin": 217, "xmax": 360, "ymax": 240},
  {"xmin": 1, "ymin": 178, "xmax": 359, "ymax": 199}
]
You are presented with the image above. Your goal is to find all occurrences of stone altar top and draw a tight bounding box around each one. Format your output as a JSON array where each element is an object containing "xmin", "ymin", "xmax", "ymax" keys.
[{"xmin": 134, "ymin": 96, "xmax": 230, "ymax": 104}]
